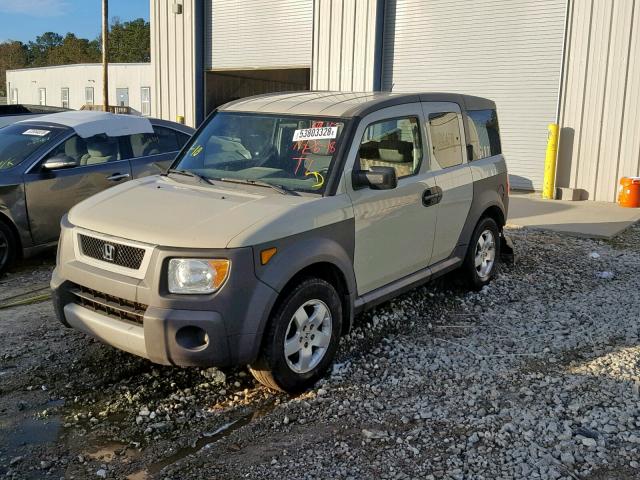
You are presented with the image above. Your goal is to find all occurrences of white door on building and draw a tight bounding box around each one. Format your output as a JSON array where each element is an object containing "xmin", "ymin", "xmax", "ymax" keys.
[
  {"xmin": 382, "ymin": 0, "xmax": 567, "ymax": 190},
  {"xmin": 61, "ymin": 88, "xmax": 69, "ymax": 109},
  {"xmin": 116, "ymin": 88, "xmax": 129, "ymax": 107},
  {"xmin": 141, "ymin": 87, "xmax": 151, "ymax": 116},
  {"xmin": 39, "ymin": 88, "xmax": 46, "ymax": 106},
  {"xmin": 85, "ymin": 87, "xmax": 94, "ymax": 106}
]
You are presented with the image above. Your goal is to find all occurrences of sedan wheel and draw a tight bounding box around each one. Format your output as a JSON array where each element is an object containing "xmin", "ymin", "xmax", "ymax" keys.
[{"xmin": 0, "ymin": 222, "xmax": 16, "ymax": 276}]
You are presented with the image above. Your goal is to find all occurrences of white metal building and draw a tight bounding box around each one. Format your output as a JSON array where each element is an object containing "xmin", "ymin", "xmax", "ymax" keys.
[
  {"xmin": 148, "ymin": 0, "xmax": 640, "ymax": 201},
  {"xmin": 6, "ymin": 63, "xmax": 155, "ymax": 116}
]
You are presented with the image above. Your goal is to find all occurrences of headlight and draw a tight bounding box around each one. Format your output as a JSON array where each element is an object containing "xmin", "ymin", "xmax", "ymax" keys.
[{"xmin": 168, "ymin": 259, "xmax": 230, "ymax": 294}]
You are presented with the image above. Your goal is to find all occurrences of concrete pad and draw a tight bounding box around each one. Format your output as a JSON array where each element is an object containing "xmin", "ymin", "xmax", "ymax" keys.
[{"xmin": 507, "ymin": 192, "xmax": 640, "ymax": 239}]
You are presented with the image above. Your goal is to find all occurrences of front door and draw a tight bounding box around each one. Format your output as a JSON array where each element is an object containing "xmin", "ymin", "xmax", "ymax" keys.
[
  {"xmin": 345, "ymin": 104, "xmax": 439, "ymax": 295},
  {"xmin": 24, "ymin": 134, "xmax": 132, "ymax": 244},
  {"xmin": 116, "ymin": 88, "xmax": 129, "ymax": 107}
]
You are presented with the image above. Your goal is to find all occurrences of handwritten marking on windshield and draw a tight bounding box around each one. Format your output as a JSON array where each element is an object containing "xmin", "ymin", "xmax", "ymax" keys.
[{"xmin": 305, "ymin": 171, "xmax": 325, "ymax": 188}]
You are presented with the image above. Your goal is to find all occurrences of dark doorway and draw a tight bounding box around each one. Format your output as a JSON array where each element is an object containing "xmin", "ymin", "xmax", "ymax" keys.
[{"xmin": 204, "ymin": 68, "xmax": 310, "ymax": 116}]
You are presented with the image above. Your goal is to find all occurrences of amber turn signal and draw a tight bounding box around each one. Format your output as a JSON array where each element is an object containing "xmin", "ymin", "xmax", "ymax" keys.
[{"xmin": 260, "ymin": 247, "xmax": 277, "ymax": 265}]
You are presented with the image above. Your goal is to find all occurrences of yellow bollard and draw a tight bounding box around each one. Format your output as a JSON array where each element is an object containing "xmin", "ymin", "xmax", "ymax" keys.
[
  {"xmin": 543, "ymin": 123, "xmax": 559, "ymax": 199},
  {"xmin": 176, "ymin": 115, "xmax": 185, "ymax": 125}
]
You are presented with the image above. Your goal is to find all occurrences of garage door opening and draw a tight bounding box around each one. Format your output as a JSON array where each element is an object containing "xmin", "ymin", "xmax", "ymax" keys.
[{"xmin": 205, "ymin": 68, "xmax": 310, "ymax": 116}]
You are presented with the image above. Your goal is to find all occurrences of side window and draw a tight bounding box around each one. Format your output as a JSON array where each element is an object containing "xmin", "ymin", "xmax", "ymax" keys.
[
  {"xmin": 44, "ymin": 135, "xmax": 120, "ymax": 167},
  {"xmin": 466, "ymin": 109, "xmax": 501, "ymax": 160},
  {"xmin": 427, "ymin": 112, "xmax": 464, "ymax": 168},
  {"xmin": 43, "ymin": 134, "xmax": 121, "ymax": 167},
  {"xmin": 357, "ymin": 116, "xmax": 423, "ymax": 179},
  {"xmin": 129, "ymin": 126, "xmax": 181, "ymax": 158},
  {"xmin": 176, "ymin": 131, "xmax": 190, "ymax": 149}
]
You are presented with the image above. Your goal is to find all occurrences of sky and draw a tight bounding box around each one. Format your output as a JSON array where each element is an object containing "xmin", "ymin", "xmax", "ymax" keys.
[{"xmin": 0, "ymin": 0, "xmax": 149, "ymax": 43}]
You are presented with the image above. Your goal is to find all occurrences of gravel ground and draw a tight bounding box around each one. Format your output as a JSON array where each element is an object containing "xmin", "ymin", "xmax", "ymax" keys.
[{"xmin": 0, "ymin": 223, "xmax": 639, "ymax": 479}]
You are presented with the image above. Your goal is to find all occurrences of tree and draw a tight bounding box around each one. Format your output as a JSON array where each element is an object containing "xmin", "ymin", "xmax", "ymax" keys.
[
  {"xmin": 0, "ymin": 41, "xmax": 28, "ymax": 97},
  {"xmin": 107, "ymin": 18, "xmax": 150, "ymax": 63},
  {"xmin": 47, "ymin": 34, "xmax": 101, "ymax": 65},
  {"xmin": 27, "ymin": 32, "xmax": 64, "ymax": 66},
  {"xmin": 1, "ymin": 18, "xmax": 150, "ymax": 99}
]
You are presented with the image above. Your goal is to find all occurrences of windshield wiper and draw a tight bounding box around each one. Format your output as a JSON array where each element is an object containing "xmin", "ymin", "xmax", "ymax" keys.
[
  {"xmin": 165, "ymin": 168, "xmax": 215, "ymax": 185},
  {"xmin": 218, "ymin": 178, "xmax": 293, "ymax": 195}
]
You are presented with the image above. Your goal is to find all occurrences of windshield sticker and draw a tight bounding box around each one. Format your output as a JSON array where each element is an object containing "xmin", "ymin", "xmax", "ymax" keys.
[
  {"xmin": 22, "ymin": 129, "xmax": 50, "ymax": 137},
  {"xmin": 292, "ymin": 126, "xmax": 338, "ymax": 141},
  {"xmin": 190, "ymin": 145, "xmax": 203, "ymax": 157}
]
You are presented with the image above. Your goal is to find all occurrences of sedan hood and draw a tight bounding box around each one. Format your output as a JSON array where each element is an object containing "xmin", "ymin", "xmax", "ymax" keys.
[{"xmin": 68, "ymin": 176, "xmax": 314, "ymax": 248}]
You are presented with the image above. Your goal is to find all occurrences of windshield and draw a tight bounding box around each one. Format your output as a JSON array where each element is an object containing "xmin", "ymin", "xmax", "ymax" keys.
[
  {"xmin": 0, "ymin": 124, "xmax": 58, "ymax": 171},
  {"xmin": 174, "ymin": 112, "xmax": 348, "ymax": 193}
]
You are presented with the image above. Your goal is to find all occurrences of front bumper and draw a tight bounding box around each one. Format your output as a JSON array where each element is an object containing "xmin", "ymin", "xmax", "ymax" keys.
[{"xmin": 51, "ymin": 221, "xmax": 278, "ymax": 367}]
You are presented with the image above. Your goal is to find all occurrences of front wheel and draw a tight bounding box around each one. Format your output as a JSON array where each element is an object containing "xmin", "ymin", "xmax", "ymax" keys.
[
  {"xmin": 0, "ymin": 222, "xmax": 17, "ymax": 276},
  {"xmin": 462, "ymin": 217, "xmax": 501, "ymax": 290},
  {"xmin": 249, "ymin": 278, "xmax": 342, "ymax": 393}
]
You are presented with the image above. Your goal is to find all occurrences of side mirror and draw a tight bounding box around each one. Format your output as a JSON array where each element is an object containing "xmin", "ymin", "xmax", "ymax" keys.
[
  {"xmin": 42, "ymin": 155, "xmax": 78, "ymax": 170},
  {"xmin": 352, "ymin": 166, "xmax": 398, "ymax": 190}
]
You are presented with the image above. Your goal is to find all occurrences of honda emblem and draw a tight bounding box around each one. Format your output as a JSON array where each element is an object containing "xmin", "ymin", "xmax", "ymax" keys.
[{"xmin": 103, "ymin": 243, "xmax": 116, "ymax": 262}]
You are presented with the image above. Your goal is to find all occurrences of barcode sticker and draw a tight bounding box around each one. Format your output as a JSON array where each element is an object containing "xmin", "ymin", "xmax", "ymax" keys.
[
  {"xmin": 293, "ymin": 126, "xmax": 338, "ymax": 141},
  {"xmin": 22, "ymin": 129, "xmax": 50, "ymax": 137}
]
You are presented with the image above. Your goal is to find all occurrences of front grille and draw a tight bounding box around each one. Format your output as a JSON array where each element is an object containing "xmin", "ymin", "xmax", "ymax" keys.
[
  {"xmin": 79, "ymin": 234, "xmax": 145, "ymax": 270},
  {"xmin": 70, "ymin": 285, "xmax": 147, "ymax": 325}
]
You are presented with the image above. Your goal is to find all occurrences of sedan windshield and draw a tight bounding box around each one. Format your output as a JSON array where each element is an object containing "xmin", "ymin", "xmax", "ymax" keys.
[
  {"xmin": 174, "ymin": 112, "xmax": 348, "ymax": 194},
  {"xmin": 0, "ymin": 124, "xmax": 58, "ymax": 171}
]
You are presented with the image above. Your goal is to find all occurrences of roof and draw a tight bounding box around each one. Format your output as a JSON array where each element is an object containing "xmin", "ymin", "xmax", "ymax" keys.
[
  {"xmin": 220, "ymin": 91, "xmax": 497, "ymax": 117},
  {"xmin": 17, "ymin": 111, "xmax": 154, "ymax": 138},
  {"xmin": 7, "ymin": 63, "xmax": 151, "ymax": 73}
]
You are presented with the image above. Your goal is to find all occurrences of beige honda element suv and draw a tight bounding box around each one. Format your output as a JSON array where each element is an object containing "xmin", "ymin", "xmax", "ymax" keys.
[{"xmin": 52, "ymin": 92, "xmax": 511, "ymax": 392}]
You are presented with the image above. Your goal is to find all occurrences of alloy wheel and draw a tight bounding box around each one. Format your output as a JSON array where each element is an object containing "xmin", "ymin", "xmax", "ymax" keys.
[
  {"xmin": 283, "ymin": 299, "xmax": 333, "ymax": 374},
  {"xmin": 474, "ymin": 229, "xmax": 496, "ymax": 280}
]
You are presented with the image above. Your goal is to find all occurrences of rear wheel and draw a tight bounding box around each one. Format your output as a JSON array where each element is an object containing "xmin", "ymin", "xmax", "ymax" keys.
[
  {"xmin": 249, "ymin": 278, "xmax": 342, "ymax": 393},
  {"xmin": 462, "ymin": 217, "xmax": 500, "ymax": 290},
  {"xmin": 0, "ymin": 221, "xmax": 17, "ymax": 276}
]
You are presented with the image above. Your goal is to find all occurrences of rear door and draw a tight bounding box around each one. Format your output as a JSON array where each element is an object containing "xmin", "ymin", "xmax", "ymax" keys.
[
  {"xmin": 127, "ymin": 125, "xmax": 191, "ymax": 178},
  {"xmin": 24, "ymin": 133, "xmax": 132, "ymax": 245},
  {"xmin": 421, "ymin": 102, "xmax": 473, "ymax": 264}
]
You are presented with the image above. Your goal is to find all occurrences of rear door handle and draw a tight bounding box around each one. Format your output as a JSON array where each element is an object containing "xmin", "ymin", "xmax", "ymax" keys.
[
  {"xmin": 422, "ymin": 187, "xmax": 443, "ymax": 207},
  {"xmin": 106, "ymin": 173, "xmax": 131, "ymax": 182}
]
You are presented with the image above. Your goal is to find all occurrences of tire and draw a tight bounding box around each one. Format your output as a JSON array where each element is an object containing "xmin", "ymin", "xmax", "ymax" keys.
[
  {"xmin": 462, "ymin": 217, "xmax": 501, "ymax": 290},
  {"xmin": 0, "ymin": 221, "xmax": 17, "ymax": 277},
  {"xmin": 249, "ymin": 278, "xmax": 342, "ymax": 393}
]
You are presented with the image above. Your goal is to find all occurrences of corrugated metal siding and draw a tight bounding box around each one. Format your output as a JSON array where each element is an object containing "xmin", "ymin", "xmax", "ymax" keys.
[
  {"xmin": 150, "ymin": 0, "xmax": 197, "ymax": 126},
  {"xmin": 558, "ymin": 0, "xmax": 640, "ymax": 201},
  {"xmin": 206, "ymin": 0, "xmax": 312, "ymax": 70},
  {"xmin": 382, "ymin": 0, "xmax": 567, "ymax": 190},
  {"xmin": 312, "ymin": 0, "xmax": 379, "ymax": 91}
]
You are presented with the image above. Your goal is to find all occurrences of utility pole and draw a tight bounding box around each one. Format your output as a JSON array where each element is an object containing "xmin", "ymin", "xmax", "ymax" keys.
[{"xmin": 102, "ymin": 0, "xmax": 109, "ymax": 112}]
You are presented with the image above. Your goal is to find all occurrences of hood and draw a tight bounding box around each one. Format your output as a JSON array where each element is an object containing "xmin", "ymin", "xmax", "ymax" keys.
[{"xmin": 68, "ymin": 176, "xmax": 316, "ymax": 248}]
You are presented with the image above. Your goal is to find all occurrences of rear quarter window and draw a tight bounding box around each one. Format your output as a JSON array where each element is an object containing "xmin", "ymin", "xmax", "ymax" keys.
[{"xmin": 466, "ymin": 109, "xmax": 501, "ymax": 160}]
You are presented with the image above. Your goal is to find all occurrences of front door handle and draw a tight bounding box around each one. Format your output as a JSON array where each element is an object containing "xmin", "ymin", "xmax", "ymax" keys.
[
  {"xmin": 106, "ymin": 173, "xmax": 131, "ymax": 182},
  {"xmin": 422, "ymin": 187, "xmax": 443, "ymax": 207}
]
